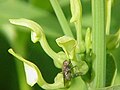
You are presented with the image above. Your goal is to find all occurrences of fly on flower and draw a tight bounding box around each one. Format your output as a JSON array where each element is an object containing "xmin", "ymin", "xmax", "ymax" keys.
[
  {"xmin": 62, "ymin": 60, "xmax": 76, "ymax": 87},
  {"xmin": 62, "ymin": 60, "xmax": 84, "ymax": 87},
  {"xmin": 62, "ymin": 60, "xmax": 72, "ymax": 80}
]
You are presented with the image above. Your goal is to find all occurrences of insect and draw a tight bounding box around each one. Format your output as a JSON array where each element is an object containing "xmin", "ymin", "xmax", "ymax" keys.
[
  {"xmin": 62, "ymin": 60, "xmax": 72, "ymax": 80},
  {"xmin": 62, "ymin": 60, "xmax": 82, "ymax": 87},
  {"xmin": 62, "ymin": 60, "xmax": 73, "ymax": 87}
]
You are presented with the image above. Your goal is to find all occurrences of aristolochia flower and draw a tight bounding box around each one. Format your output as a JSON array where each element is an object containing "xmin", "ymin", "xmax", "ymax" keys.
[
  {"xmin": 7, "ymin": 0, "xmax": 120, "ymax": 89},
  {"xmin": 8, "ymin": 18, "xmax": 89, "ymax": 89}
]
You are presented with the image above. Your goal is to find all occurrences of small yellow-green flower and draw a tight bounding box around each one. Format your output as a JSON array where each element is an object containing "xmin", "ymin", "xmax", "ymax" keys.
[{"xmin": 9, "ymin": 18, "xmax": 88, "ymax": 89}]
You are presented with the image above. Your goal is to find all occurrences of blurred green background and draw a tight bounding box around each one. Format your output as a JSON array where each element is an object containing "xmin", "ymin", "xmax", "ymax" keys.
[{"xmin": 0, "ymin": 0, "xmax": 120, "ymax": 90}]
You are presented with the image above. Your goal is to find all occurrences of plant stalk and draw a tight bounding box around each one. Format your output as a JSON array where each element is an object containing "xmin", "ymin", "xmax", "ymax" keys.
[
  {"xmin": 91, "ymin": 0, "xmax": 106, "ymax": 88},
  {"xmin": 49, "ymin": 0, "xmax": 74, "ymax": 37},
  {"xmin": 106, "ymin": 0, "xmax": 112, "ymax": 35}
]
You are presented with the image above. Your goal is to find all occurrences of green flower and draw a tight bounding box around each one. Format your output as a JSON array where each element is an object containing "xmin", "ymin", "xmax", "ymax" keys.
[
  {"xmin": 9, "ymin": 18, "xmax": 89, "ymax": 89},
  {"xmin": 8, "ymin": 49, "xmax": 64, "ymax": 89}
]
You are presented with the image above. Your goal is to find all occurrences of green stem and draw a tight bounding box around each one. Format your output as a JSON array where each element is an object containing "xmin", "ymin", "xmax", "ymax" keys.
[
  {"xmin": 74, "ymin": 0, "xmax": 83, "ymax": 45},
  {"xmin": 40, "ymin": 36, "xmax": 58, "ymax": 60},
  {"xmin": 75, "ymin": 20, "xmax": 82, "ymax": 51},
  {"xmin": 106, "ymin": 0, "xmax": 112, "ymax": 35},
  {"xmin": 76, "ymin": 20, "xmax": 82, "ymax": 42},
  {"xmin": 49, "ymin": 0, "xmax": 74, "ymax": 37},
  {"xmin": 70, "ymin": 0, "xmax": 83, "ymax": 53},
  {"xmin": 91, "ymin": 0, "xmax": 106, "ymax": 88},
  {"xmin": 40, "ymin": 35, "xmax": 62, "ymax": 66}
]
